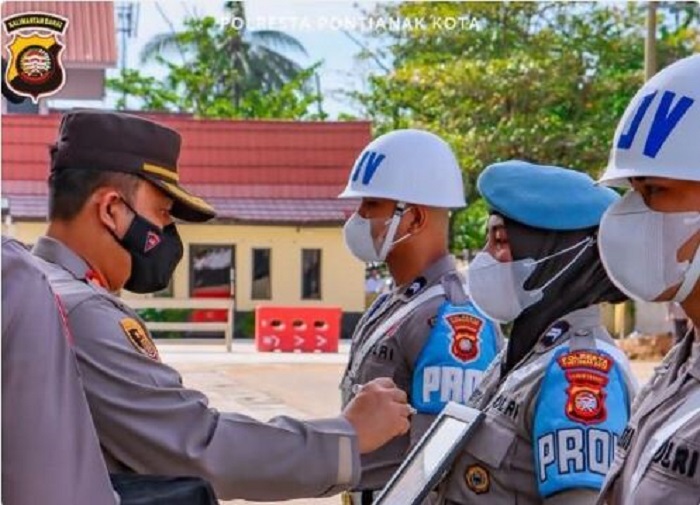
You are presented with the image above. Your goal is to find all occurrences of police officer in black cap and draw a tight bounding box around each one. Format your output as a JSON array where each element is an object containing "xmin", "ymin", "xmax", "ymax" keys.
[
  {"xmin": 1, "ymin": 62, "xmax": 119, "ymax": 505},
  {"xmin": 2, "ymin": 240, "xmax": 120, "ymax": 505},
  {"xmin": 2, "ymin": 70, "xmax": 220, "ymax": 505},
  {"xmin": 31, "ymin": 109, "xmax": 413, "ymax": 501}
]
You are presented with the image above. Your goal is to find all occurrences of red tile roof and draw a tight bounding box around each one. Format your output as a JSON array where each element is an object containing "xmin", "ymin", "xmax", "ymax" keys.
[
  {"xmin": 1, "ymin": 113, "xmax": 370, "ymax": 223},
  {"xmin": 1, "ymin": 1, "xmax": 117, "ymax": 68},
  {"xmin": 5, "ymin": 194, "xmax": 357, "ymax": 225}
]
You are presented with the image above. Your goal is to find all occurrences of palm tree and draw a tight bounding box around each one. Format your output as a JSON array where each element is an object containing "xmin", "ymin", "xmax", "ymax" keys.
[{"xmin": 140, "ymin": 1, "xmax": 308, "ymax": 106}]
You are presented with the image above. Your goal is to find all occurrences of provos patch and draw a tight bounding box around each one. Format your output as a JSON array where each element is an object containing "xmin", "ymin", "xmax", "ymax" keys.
[
  {"xmin": 120, "ymin": 318, "xmax": 160, "ymax": 361},
  {"xmin": 465, "ymin": 464, "xmax": 490, "ymax": 495},
  {"xmin": 558, "ymin": 351, "xmax": 612, "ymax": 425}
]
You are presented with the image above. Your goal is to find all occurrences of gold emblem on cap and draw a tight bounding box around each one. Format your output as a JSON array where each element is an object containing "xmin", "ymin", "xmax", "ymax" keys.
[{"xmin": 143, "ymin": 162, "xmax": 179, "ymax": 183}]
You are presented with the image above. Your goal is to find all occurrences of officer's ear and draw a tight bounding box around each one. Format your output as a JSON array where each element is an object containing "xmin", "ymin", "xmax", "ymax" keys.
[
  {"xmin": 405, "ymin": 205, "xmax": 429, "ymax": 234},
  {"xmin": 95, "ymin": 189, "xmax": 126, "ymax": 235}
]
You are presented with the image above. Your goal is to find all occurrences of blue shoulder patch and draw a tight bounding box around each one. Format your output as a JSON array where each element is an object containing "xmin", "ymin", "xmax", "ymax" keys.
[
  {"xmin": 533, "ymin": 348, "xmax": 630, "ymax": 497},
  {"xmin": 411, "ymin": 300, "xmax": 500, "ymax": 414}
]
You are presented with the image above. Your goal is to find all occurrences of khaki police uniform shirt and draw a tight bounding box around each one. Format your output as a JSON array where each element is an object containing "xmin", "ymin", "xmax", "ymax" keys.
[
  {"xmin": 341, "ymin": 255, "xmax": 501, "ymax": 491},
  {"xmin": 597, "ymin": 331, "xmax": 700, "ymax": 505},
  {"xmin": 2, "ymin": 237, "xmax": 117, "ymax": 505},
  {"xmin": 440, "ymin": 306, "xmax": 637, "ymax": 505},
  {"xmin": 32, "ymin": 236, "xmax": 360, "ymax": 501}
]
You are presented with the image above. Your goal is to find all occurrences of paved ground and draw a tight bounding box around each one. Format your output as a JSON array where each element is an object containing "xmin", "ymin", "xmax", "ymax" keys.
[{"xmin": 159, "ymin": 341, "xmax": 661, "ymax": 505}]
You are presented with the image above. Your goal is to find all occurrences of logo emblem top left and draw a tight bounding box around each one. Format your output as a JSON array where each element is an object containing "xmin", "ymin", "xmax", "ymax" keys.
[{"xmin": 3, "ymin": 12, "xmax": 69, "ymax": 103}]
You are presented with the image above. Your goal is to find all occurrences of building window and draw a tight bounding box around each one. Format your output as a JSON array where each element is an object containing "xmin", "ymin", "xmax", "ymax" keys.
[
  {"xmin": 251, "ymin": 248, "xmax": 271, "ymax": 300},
  {"xmin": 188, "ymin": 245, "xmax": 235, "ymax": 338},
  {"xmin": 189, "ymin": 245, "xmax": 235, "ymax": 299},
  {"xmin": 302, "ymin": 249, "xmax": 322, "ymax": 300}
]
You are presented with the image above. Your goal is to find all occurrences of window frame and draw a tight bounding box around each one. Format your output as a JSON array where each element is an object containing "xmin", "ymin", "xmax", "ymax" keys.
[
  {"xmin": 251, "ymin": 247, "xmax": 272, "ymax": 300},
  {"xmin": 188, "ymin": 243, "xmax": 236, "ymax": 299},
  {"xmin": 301, "ymin": 248, "xmax": 322, "ymax": 300}
]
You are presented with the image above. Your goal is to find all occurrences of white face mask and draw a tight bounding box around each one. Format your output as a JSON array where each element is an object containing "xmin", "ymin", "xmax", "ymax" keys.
[
  {"xmin": 467, "ymin": 237, "xmax": 594, "ymax": 323},
  {"xmin": 343, "ymin": 204, "xmax": 412, "ymax": 263},
  {"xmin": 598, "ymin": 191, "xmax": 700, "ymax": 302}
]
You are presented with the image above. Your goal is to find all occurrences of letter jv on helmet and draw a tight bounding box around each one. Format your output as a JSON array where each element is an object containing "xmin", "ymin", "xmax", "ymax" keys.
[
  {"xmin": 351, "ymin": 150, "xmax": 386, "ymax": 185},
  {"xmin": 617, "ymin": 90, "xmax": 695, "ymax": 159}
]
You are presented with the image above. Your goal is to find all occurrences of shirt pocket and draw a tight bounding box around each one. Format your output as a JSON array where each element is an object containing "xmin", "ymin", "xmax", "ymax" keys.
[
  {"xmin": 360, "ymin": 339, "xmax": 401, "ymax": 383},
  {"xmin": 635, "ymin": 435, "xmax": 700, "ymax": 505},
  {"xmin": 634, "ymin": 466, "xmax": 700, "ymax": 505},
  {"xmin": 442, "ymin": 415, "xmax": 519, "ymax": 504},
  {"xmin": 463, "ymin": 415, "xmax": 517, "ymax": 469}
]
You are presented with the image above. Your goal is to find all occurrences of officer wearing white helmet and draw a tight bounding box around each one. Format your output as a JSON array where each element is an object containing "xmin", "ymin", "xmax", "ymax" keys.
[
  {"xmin": 338, "ymin": 129, "xmax": 502, "ymax": 504},
  {"xmin": 595, "ymin": 54, "xmax": 700, "ymax": 505},
  {"xmin": 437, "ymin": 161, "xmax": 637, "ymax": 505}
]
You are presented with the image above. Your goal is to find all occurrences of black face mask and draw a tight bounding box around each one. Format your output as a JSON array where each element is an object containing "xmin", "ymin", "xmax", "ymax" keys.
[{"xmin": 112, "ymin": 200, "xmax": 183, "ymax": 294}]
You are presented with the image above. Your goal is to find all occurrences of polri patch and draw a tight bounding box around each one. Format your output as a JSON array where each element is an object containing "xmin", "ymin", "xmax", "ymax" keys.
[
  {"xmin": 465, "ymin": 464, "xmax": 490, "ymax": 494},
  {"xmin": 120, "ymin": 318, "xmax": 160, "ymax": 361}
]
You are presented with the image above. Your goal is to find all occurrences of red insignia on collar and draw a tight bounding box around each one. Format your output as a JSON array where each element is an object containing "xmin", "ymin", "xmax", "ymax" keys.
[{"xmin": 85, "ymin": 269, "xmax": 107, "ymax": 288}]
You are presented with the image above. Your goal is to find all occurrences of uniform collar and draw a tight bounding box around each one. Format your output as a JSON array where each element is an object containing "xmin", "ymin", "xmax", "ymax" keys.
[
  {"xmin": 534, "ymin": 305, "xmax": 602, "ymax": 353},
  {"xmin": 395, "ymin": 254, "xmax": 456, "ymax": 300},
  {"xmin": 32, "ymin": 236, "xmax": 107, "ymax": 288},
  {"xmin": 681, "ymin": 329, "xmax": 700, "ymax": 381},
  {"xmin": 561, "ymin": 305, "xmax": 601, "ymax": 331},
  {"xmin": 420, "ymin": 254, "xmax": 457, "ymax": 284}
]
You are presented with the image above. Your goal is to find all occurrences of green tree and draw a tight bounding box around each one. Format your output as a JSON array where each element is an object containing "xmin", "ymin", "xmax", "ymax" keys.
[
  {"xmin": 107, "ymin": 15, "xmax": 324, "ymax": 119},
  {"xmin": 141, "ymin": 1, "xmax": 308, "ymax": 108},
  {"xmin": 450, "ymin": 198, "xmax": 489, "ymax": 253},
  {"xmin": 350, "ymin": 1, "xmax": 699, "ymax": 251}
]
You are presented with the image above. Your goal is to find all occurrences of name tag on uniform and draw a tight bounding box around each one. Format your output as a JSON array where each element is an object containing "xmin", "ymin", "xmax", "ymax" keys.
[{"xmin": 373, "ymin": 402, "xmax": 484, "ymax": 505}]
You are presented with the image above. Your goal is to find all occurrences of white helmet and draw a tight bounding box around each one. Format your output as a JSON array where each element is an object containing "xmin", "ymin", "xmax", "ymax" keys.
[
  {"xmin": 338, "ymin": 129, "xmax": 467, "ymax": 208},
  {"xmin": 600, "ymin": 54, "xmax": 700, "ymax": 186}
]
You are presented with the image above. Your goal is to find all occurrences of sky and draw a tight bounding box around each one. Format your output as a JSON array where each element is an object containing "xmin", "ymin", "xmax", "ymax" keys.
[{"xmin": 49, "ymin": 0, "xmax": 385, "ymax": 118}]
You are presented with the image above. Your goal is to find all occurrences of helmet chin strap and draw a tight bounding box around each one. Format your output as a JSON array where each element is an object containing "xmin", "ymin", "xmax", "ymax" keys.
[
  {"xmin": 377, "ymin": 202, "xmax": 407, "ymax": 261},
  {"xmin": 674, "ymin": 242, "xmax": 700, "ymax": 302}
]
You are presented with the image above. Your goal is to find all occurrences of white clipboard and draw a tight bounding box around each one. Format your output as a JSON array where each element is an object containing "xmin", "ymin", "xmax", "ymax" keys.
[{"xmin": 372, "ymin": 402, "xmax": 484, "ymax": 505}]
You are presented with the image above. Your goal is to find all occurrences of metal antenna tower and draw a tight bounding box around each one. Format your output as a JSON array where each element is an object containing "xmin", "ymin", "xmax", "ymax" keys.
[{"xmin": 115, "ymin": 2, "xmax": 140, "ymax": 105}]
